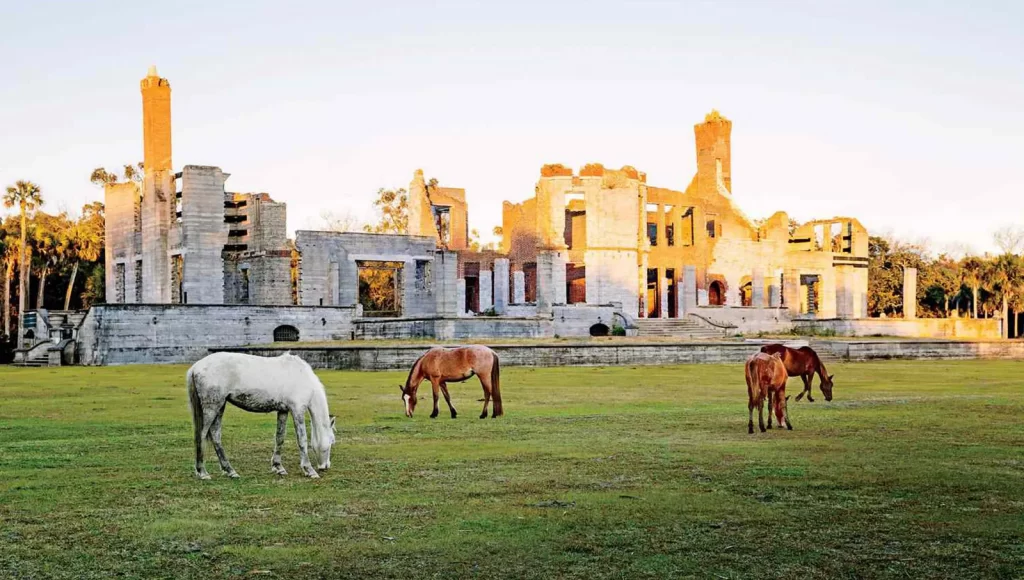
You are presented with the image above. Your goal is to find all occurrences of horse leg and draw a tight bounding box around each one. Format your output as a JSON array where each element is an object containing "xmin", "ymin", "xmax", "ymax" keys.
[
  {"xmin": 766, "ymin": 391, "xmax": 774, "ymax": 429},
  {"xmin": 758, "ymin": 400, "xmax": 766, "ymax": 433},
  {"xmin": 479, "ymin": 380, "xmax": 492, "ymax": 420},
  {"xmin": 271, "ymin": 410, "xmax": 288, "ymax": 476},
  {"xmin": 795, "ymin": 376, "xmax": 806, "ymax": 401},
  {"xmin": 291, "ymin": 408, "xmax": 319, "ymax": 479},
  {"xmin": 748, "ymin": 404, "xmax": 755, "ymax": 434},
  {"xmin": 195, "ymin": 404, "xmax": 223, "ymax": 480},
  {"xmin": 208, "ymin": 411, "xmax": 239, "ymax": 479},
  {"xmin": 194, "ymin": 412, "xmax": 210, "ymax": 480},
  {"xmin": 439, "ymin": 382, "xmax": 457, "ymax": 419},
  {"xmin": 429, "ymin": 379, "xmax": 441, "ymax": 419}
]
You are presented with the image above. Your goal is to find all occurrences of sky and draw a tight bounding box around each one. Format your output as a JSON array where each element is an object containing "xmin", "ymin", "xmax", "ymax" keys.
[{"xmin": 1, "ymin": 0, "xmax": 1022, "ymax": 255}]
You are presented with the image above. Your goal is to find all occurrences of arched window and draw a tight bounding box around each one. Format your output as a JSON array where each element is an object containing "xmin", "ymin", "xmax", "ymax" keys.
[
  {"xmin": 589, "ymin": 323, "xmax": 610, "ymax": 337},
  {"xmin": 273, "ymin": 325, "xmax": 299, "ymax": 342},
  {"xmin": 708, "ymin": 281, "xmax": 725, "ymax": 306}
]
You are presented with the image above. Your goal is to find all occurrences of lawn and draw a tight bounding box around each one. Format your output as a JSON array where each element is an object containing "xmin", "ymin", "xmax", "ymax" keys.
[{"xmin": 1, "ymin": 361, "xmax": 1022, "ymax": 579}]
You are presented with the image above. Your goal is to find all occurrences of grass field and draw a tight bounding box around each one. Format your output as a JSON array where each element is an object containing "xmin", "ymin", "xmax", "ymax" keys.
[{"xmin": 1, "ymin": 361, "xmax": 1023, "ymax": 579}]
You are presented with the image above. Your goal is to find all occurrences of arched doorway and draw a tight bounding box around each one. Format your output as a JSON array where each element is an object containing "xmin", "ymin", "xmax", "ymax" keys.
[
  {"xmin": 273, "ymin": 325, "xmax": 300, "ymax": 342},
  {"xmin": 740, "ymin": 282, "xmax": 753, "ymax": 307},
  {"xmin": 708, "ymin": 281, "xmax": 725, "ymax": 306}
]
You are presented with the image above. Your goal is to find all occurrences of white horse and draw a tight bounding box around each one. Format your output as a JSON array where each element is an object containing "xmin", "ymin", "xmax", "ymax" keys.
[{"xmin": 186, "ymin": 352, "xmax": 336, "ymax": 480}]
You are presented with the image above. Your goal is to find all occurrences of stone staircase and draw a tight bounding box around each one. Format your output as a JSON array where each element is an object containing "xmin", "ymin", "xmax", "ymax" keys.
[
  {"xmin": 808, "ymin": 340, "xmax": 843, "ymax": 365},
  {"xmin": 15, "ymin": 351, "xmax": 50, "ymax": 367},
  {"xmin": 634, "ymin": 317, "xmax": 730, "ymax": 340}
]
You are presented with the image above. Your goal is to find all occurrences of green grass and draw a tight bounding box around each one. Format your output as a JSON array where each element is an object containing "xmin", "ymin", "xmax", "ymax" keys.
[{"xmin": 1, "ymin": 361, "xmax": 1023, "ymax": 579}]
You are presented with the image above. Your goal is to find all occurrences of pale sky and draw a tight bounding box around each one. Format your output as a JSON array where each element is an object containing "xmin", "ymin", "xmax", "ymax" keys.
[{"xmin": 1, "ymin": 0, "xmax": 1021, "ymax": 254}]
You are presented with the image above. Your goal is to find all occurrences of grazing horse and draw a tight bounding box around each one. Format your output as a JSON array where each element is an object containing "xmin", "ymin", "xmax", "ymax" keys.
[
  {"xmin": 745, "ymin": 352, "xmax": 792, "ymax": 434},
  {"xmin": 187, "ymin": 352, "xmax": 336, "ymax": 480},
  {"xmin": 400, "ymin": 345, "xmax": 503, "ymax": 419},
  {"xmin": 759, "ymin": 343, "xmax": 834, "ymax": 402}
]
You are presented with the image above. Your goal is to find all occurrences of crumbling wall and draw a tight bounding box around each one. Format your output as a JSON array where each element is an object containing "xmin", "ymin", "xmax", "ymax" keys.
[
  {"xmin": 179, "ymin": 166, "xmax": 228, "ymax": 304},
  {"xmin": 295, "ymin": 231, "xmax": 438, "ymax": 316}
]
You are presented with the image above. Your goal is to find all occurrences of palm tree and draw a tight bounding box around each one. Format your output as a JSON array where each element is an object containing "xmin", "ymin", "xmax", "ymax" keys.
[
  {"xmin": 1, "ymin": 218, "xmax": 19, "ymax": 339},
  {"xmin": 3, "ymin": 181, "xmax": 43, "ymax": 348},
  {"xmin": 31, "ymin": 212, "xmax": 72, "ymax": 310},
  {"xmin": 985, "ymin": 254, "xmax": 1023, "ymax": 339},
  {"xmin": 961, "ymin": 256, "xmax": 986, "ymax": 319},
  {"xmin": 63, "ymin": 202, "xmax": 105, "ymax": 310}
]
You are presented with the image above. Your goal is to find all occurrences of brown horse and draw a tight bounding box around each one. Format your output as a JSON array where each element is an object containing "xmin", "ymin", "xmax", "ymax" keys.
[
  {"xmin": 745, "ymin": 352, "xmax": 792, "ymax": 434},
  {"xmin": 759, "ymin": 344, "xmax": 834, "ymax": 402},
  {"xmin": 400, "ymin": 345, "xmax": 503, "ymax": 419}
]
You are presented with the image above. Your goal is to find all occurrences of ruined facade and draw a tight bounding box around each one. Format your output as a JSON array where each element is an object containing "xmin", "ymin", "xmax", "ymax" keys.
[
  {"xmin": 105, "ymin": 67, "xmax": 292, "ymax": 305},
  {"xmin": 498, "ymin": 111, "xmax": 870, "ymax": 323},
  {"xmin": 101, "ymin": 68, "xmax": 872, "ymax": 348}
]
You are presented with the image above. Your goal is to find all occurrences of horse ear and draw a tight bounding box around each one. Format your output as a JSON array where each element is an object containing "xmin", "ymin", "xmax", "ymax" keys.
[
  {"xmin": 785, "ymin": 395, "xmax": 791, "ymax": 401},
  {"xmin": 330, "ymin": 415, "xmax": 337, "ymax": 431},
  {"xmin": 829, "ymin": 374, "xmax": 834, "ymax": 380}
]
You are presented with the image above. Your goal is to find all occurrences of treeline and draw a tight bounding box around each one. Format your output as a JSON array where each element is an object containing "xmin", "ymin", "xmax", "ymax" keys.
[
  {"xmin": 1, "ymin": 181, "xmax": 105, "ymax": 345},
  {"xmin": 869, "ymin": 233, "xmax": 1024, "ymax": 336}
]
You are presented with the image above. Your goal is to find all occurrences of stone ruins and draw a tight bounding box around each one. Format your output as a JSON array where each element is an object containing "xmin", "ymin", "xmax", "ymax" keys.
[
  {"xmin": 98, "ymin": 68, "xmax": 876, "ymax": 342},
  {"xmin": 49, "ymin": 65, "xmax": 991, "ymax": 366}
]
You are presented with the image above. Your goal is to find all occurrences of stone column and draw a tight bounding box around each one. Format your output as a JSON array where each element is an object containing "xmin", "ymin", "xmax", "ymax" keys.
[
  {"xmin": 434, "ymin": 251, "xmax": 458, "ymax": 316},
  {"xmin": 512, "ymin": 270, "xmax": 525, "ymax": 304},
  {"xmin": 768, "ymin": 272, "xmax": 781, "ymax": 308},
  {"xmin": 456, "ymin": 279, "xmax": 466, "ymax": 316},
  {"xmin": 479, "ymin": 269, "xmax": 493, "ymax": 312},
  {"xmin": 751, "ymin": 268, "xmax": 765, "ymax": 309},
  {"xmin": 536, "ymin": 250, "xmax": 566, "ymax": 316},
  {"xmin": 783, "ymin": 269, "xmax": 801, "ymax": 313},
  {"xmin": 493, "ymin": 259, "xmax": 510, "ymax": 315},
  {"xmin": 903, "ymin": 267, "xmax": 917, "ymax": 319},
  {"xmin": 682, "ymin": 266, "xmax": 697, "ymax": 314},
  {"xmin": 659, "ymin": 278, "xmax": 669, "ymax": 318}
]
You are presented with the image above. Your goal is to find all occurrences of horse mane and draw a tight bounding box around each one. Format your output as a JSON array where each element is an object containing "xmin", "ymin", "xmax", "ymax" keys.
[{"xmin": 403, "ymin": 353, "xmax": 426, "ymax": 393}]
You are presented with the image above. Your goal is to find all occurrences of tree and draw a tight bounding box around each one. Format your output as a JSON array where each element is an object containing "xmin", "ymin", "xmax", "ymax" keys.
[
  {"xmin": 64, "ymin": 202, "xmax": 105, "ymax": 310},
  {"xmin": 868, "ymin": 235, "xmax": 927, "ymax": 317},
  {"xmin": 925, "ymin": 254, "xmax": 963, "ymax": 317},
  {"xmin": 364, "ymin": 188, "xmax": 408, "ymax": 235},
  {"xmin": 985, "ymin": 253, "xmax": 1023, "ymax": 338},
  {"xmin": 31, "ymin": 211, "xmax": 73, "ymax": 309},
  {"xmin": 961, "ymin": 256, "xmax": 986, "ymax": 319},
  {"xmin": 90, "ymin": 163, "xmax": 143, "ymax": 188},
  {"xmin": 993, "ymin": 225, "xmax": 1024, "ymax": 255},
  {"xmin": 316, "ymin": 209, "xmax": 363, "ymax": 233},
  {"xmin": 3, "ymin": 180, "xmax": 43, "ymax": 348}
]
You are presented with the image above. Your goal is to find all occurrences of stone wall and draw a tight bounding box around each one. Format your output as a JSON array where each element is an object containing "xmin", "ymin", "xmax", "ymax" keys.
[
  {"xmin": 180, "ymin": 166, "xmax": 229, "ymax": 304},
  {"xmin": 795, "ymin": 318, "xmax": 1000, "ymax": 339},
  {"xmin": 295, "ymin": 231, "xmax": 439, "ymax": 314},
  {"xmin": 217, "ymin": 338, "xmax": 1024, "ymax": 371},
  {"xmin": 353, "ymin": 305, "xmax": 618, "ymax": 341},
  {"xmin": 692, "ymin": 306, "xmax": 794, "ymax": 334},
  {"xmin": 77, "ymin": 304, "xmax": 355, "ymax": 365}
]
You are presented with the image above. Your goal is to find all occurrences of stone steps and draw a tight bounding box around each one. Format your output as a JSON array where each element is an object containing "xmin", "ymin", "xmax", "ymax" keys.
[{"xmin": 634, "ymin": 318, "xmax": 728, "ymax": 339}]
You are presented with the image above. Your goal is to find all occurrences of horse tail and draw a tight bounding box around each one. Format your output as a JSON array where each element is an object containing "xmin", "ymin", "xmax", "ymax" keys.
[
  {"xmin": 490, "ymin": 351, "xmax": 503, "ymax": 417},
  {"xmin": 187, "ymin": 366, "xmax": 205, "ymax": 457}
]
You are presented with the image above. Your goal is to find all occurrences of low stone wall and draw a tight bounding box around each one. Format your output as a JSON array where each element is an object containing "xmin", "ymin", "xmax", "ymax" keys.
[
  {"xmin": 215, "ymin": 341, "xmax": 762, "ymax": 371},
  {"xmin": 78, "ymin": 304, "xmax": 356, "ymax": 365},
  {"xmin": 692, "ymin": 306, "xmax": 793, "ymax": 334},
  {"xmin": 829, "ymin": 340, "xmax": 1024, "ymax": 361},
  {"xmin": 354, "ymin": 305, "xmax": 619, "ymax": 341},
  {"xmin": 214, "ymin": 338, "xmax": 1024, "ymax": 371},
  {"xmin": 795, "ymin": 318, "xmax": 1000, "ymax": 339}
]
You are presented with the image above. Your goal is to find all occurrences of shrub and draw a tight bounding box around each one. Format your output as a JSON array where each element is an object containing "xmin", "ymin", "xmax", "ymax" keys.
[{"xmin": 612, "ymin": 325, "xmax": 627, "ymax": 337}]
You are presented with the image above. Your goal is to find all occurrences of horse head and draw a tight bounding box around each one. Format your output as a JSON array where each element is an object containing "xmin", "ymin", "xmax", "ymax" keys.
[
  {"xmin": 399, "ymin": 384, "xmax": 418, "ymax": 417},
  {"xmin": 820, "ymin": 374, "xmax": 835, "ymax": 401}
]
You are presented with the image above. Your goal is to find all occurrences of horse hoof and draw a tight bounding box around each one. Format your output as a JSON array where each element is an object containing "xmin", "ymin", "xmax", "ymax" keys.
[
  {"xmin": 767, "ymin": 424, "xmax": 773, "ymax": 430},
  {"xmin": 451, "ymin": 414, "xmax": 457, "ymax": 419},
  {"xmin": 479, "ymin": 413, "xmax": 487, "ymax": 419},
  {"xmin": 227, "ymin": 472, "xmax": 240, "ymax": 479},
  {"xmin": 197, "ymin": 473, "xmax": 211, "ymax": 481},
  {"xmin": 787, "ymin": 425, "xmax": 793, "ymax": 431},
  {"xmin": 430, "ymin": 412, "xmax": 439, "ymax": 419}
]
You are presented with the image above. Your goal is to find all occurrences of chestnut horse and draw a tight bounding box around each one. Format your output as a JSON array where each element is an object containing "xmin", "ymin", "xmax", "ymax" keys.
[
  {"xmin": 745, "ymin": 352, "xmax": 792, "ymax": 434},
  {"xmin": 759, "ymin": 344, "xmax": 834, "ymax": 402},
  {"xmin": 400, "ymin": 345, "xmax": 503, "ymax": 419}
]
